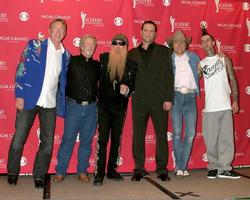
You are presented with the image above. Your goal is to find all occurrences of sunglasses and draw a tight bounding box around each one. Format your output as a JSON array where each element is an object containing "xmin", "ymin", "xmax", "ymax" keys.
[{"xmin": 112, "ymin": 41, "xmax": 126, "ymax": 46}]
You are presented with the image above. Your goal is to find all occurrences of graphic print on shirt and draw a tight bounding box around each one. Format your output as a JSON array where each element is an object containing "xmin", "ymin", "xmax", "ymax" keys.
[{"xmin": 202, "ymin": 58, "xmax": 224, "ymax": 79}]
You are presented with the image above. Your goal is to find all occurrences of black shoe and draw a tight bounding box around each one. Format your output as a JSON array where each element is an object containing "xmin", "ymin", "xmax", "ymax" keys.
[
  {"xmin": 131, "ymin": 173, "xmax": 143, "ymax": 181},
  {"xmin": 7, "ymin": 174, "xmax": 18, "ymax": 185},
  {"xmin": 157, "ymin": 173, "xmax": 171, "ymax": 181},
  {"xmin": 94, "ymin": 174, "xmax": 104, "ymax": 186},
  {"xmin": 107, "ymin": 171, "xmax": 124, "ymax": 181},
  {"xmin": 34, "ymin": 179, "xmax": 45, "ymax": 188},
  {"xmin": 217, "ymin": 170, "xmax": 241, "ymax": 179},
  {"xmin": 207, "ymin": 169, "xmax": 218, "ymax": 179}
]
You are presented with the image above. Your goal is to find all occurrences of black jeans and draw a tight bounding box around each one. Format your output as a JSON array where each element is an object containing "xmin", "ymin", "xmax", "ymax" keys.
[
  {"xmin": 95, "ymin": 104, "xmax": 127, "ymax": 176},
  {"xmin": 7, "ymin": 106, "xmax": 56, "ymax": 179}
]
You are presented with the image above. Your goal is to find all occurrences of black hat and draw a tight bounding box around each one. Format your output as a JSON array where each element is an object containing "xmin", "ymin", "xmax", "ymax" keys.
[{"xmin": 111, "ymin": 34, "xmax": 128, "ymax": 45}]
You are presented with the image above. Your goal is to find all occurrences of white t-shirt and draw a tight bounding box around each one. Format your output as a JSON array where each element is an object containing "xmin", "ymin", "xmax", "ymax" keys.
[{"xmin": 200, "ymin": 55, "xmax": 231, "ymax": 112}]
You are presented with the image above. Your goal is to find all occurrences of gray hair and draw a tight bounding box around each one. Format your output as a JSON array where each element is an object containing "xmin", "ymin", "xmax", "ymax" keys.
[{"xmin": 80, "ymin": 35, "xmax": 97, "ymax": 47}]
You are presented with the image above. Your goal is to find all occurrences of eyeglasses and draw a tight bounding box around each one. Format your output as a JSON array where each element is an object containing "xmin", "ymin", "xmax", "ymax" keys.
[{"xmin": 111, "ymin": 41, "xmax": 126, "ymax": 46}]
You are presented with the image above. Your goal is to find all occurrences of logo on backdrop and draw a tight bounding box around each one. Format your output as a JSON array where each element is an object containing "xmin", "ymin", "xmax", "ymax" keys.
[
  {"xmin": 80, "ymin": 11, "xmax": 103, "ymax": 29},
  {"xmin": 244, "ymin": 44, "xmax": 250, "ymax": 52},
  {"xmin": 132, "ymin": 36, "xmax": 138, "ymax": 47},
  {"xmin": 0, "ymin": 60, "xmax": 7, "ymax": 70},
  {"xmin": 246, "ymin": 129, "xmax": 250, "ymax": 138},
  {"xmin": 200, "ymin": 20, "xmax": 208, "ymax": 29},
  {"xmin": 181, "ymin": 0, "xmax": 207, "ymax": 6},
  {"xmin": 242, "ymin": 2, "xmax": 250, "ymax": 11},
  {"xmin": 145, "ymin": 134, "xmax": 155, "ymax": 144},
  {"xmin": 246, "ymin": 18, "xmax": 250, "ymax": 36},
  {"xmin": 215, "ymin": 0, "xmax": 220, "ymax": 13},
  {"xmin": 245, "ymin": 86, "xmax": 250, "ymax": 95},
  {"xmin": 117, "ymin": 156, "xmax": 123, "ymax": 166},
  {"xmin": 0, "ymin": 158, "xmax": 6, "ymax": 168},
  {"xmin": 81, "ymin": 11, "xmax": 87, "ymax": 28},
  {"xmin": 20, "ymin": 156, "xmax": 27, "ymax": 166},
  {"xmin": 167, "ymin": 131, "xmax": 173, "ymax": 141},
  {"xmin": 169, "ymin": 16, "xmax": 191, "ymax": 32},
  {"xmin": 38, "ymin": 32, "xmax": 45, "ymax": 41},
  {"xmin": 0, "ymin": 109, "xmax": 6, "ymax": 119},
  {"xmin": 73, "ymin": 37, "xmax": 81, "ymax": 47},
  {"xmin": 19, "ymin": 12, "xmax": 29, "ymax": 22},
  {"xmin": 216, "ymin": 39, "xmax": 222, "ymax": 52},
  {"xmin": 169, "ymin": 16, "xmax": 175, "ymax": 32},
  {"xmin": 37, "ymin": 128, "xmax": 41, "ymax": 146},
  {"xmin": 132, "ymin": 0, "xmax": 154, "ymax": 8},
  {"xmin": 0, "ymin": 12, "xmax": 8, "ymax": 22},
  {"xmin": 146, "ymin": 156, "xmax": 155, "ymax": 164},
  {"xmin": 171, "ymin": 151, "xmax": 176, "ymax": 168},
  {"xmin": 40, "ymin": 0, "xmax": 44, "ymax": 3},
  {"xmin": 114, "ymin": 17, "xmax": 123, "ymax": 26},
  {"xmin": 163, "ymin": 0, "xmax": 171, "ymax": 7},
  {"xmin": 202, "ymin": 153, "xmax": 208, "ymax": 162}
]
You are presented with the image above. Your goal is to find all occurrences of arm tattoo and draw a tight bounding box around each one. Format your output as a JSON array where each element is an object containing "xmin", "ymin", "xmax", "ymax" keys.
[{"xmin": 225, "ymin": 57, "xmax": 238, "ymax": 103}]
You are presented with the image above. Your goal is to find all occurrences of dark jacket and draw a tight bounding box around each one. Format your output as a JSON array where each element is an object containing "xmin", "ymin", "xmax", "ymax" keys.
[
  {"xmin": 128, "ymin": 43, "xmax": 174, "ymax": 105},
  {"xmin": 98, "ymin": 52, "xmax": 137, "ymax": 106}
]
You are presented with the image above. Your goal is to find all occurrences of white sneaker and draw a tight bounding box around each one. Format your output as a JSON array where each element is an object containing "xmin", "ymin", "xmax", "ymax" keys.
[
  {"xmin": 175, "ymin": 170, "xmax": 183, "ymax": 176},
  {"xmin": 183, "ymin": 170, "xmax": 189, "ymax": 176}
]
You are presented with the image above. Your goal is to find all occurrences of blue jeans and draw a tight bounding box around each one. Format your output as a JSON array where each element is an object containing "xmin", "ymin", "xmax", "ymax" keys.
[
  {"xmin": 56, "ymin": 100, "xmax": 97, "ymax": 176},
  {"xmin": 172, "ymin": 91, "xmax": 197, "ymax": 171}
]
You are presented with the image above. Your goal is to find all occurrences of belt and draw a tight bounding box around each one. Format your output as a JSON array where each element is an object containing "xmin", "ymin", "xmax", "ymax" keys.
[
  {"xmin": 175, "ymin": 87, "xmax": 195, "ymax": 94},
  {"xmin": 66, "ymin": 97, "xmax": 94, "ymax": 106}
]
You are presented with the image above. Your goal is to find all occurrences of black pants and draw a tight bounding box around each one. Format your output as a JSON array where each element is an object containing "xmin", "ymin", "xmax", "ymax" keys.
[
  {"xmin": 132, "ymin": 99, "xmax": 169, "ymax": 175},
  {"xmin": 95, "ymin": 104, "xmax": 127, "ymax": 176},
  {"xmin": 7, "ymin": 106, "xmax": 56, "ymax": 179}
]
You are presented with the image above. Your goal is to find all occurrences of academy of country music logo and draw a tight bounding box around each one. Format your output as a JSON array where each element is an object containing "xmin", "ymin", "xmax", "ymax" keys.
[
  {"xmin": 132, "ymin": 36, "xmax": 138, "ymax": 47},
  {"xmin": 169, "ymin": 16, "xmax": 191, "ymax": 32},
  {"xmin": 0, "ymin": 12, "xmax": 8, "ymax": 22},
  {"xmin": 80, "ymin": 11, "xmax": 104, "ymax": 29},
  {"xmin": 0, "ymin": 83, "xmax": 15, "ymax": 91},
  {"xmin": 19, "ymin": 12, "xmax": 29, "ymax": 22},
  {"xmin": 0, "ymin": 132, "xmax": 14, "ymax": 139},
  {"xmin": 215, "ymin": 39, "xmax": 236, "ymax": 54},
  {"xmin": 245, "ymin": 86, "xmax": 250, "ymax": 95},
  {"xmin": 0, "ymin": 60, "xmax": 7, "ymax": 70},
  {"xmin": 215, "ymin": 0, "xmax": 234, "ymax": 13},
  {"xmin": 180, "ymin": 0, "xmax": 207, "ymax": 6},
  {"xmin": 145, "ymin": 134, "xmax": 155, "ymax": 144},
  {"xmin": 0, "ymin": 109, "xmax": 6, "ymax": 119},
  {"xmin": 145, "ymin": 156, "xmax": 155, "ymax": 164},
  {"xmin": 246, "ymin": 18, "xmax": 250, "ymax": 37}
]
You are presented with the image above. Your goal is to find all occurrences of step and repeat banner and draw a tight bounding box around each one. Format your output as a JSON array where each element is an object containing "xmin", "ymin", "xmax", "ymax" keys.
[{"xmin": 0, "ymin": 0, "xmax": 250, "ymax": 174}]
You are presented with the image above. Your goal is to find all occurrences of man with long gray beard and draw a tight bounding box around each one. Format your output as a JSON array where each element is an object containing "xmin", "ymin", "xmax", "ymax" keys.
[{"xmin": 94, "ymin": 34, "xmax": 137, "ymax": 186}]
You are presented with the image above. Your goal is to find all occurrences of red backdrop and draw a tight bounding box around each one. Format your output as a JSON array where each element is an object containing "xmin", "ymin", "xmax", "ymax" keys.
[{"xmin": 0, "ymin": 0, "xmax": 250, "ymax": 174}]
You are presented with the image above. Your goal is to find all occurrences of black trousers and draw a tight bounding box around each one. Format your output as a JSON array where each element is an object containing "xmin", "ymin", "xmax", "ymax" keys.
[
  {"xmin": 7, "ymin": 106, "xmax": 56, "ymax": 179},
  {"xmin": 132, "ymin": 99, "xmax": 169, "ymax": 175},
  {"xmin": 95, "ymin": 104, "xmax": 127, "ymax": 176}
]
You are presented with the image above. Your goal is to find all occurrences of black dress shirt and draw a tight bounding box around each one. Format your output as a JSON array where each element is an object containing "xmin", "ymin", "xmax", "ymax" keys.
[{"xmin": 66, "ymin": 54, "xmax": 100, "ymax": 102}]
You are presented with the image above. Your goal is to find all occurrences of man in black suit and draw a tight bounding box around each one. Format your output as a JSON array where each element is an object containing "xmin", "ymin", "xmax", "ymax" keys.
[{"xmin": 128, "ymin": 20, "xmax": 174, "ymax": 181}]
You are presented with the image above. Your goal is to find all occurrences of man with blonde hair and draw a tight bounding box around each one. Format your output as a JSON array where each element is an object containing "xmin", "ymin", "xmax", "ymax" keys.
[{"xmin": 7, "ymin": 19, "xmax": 70, "ymax": 188}]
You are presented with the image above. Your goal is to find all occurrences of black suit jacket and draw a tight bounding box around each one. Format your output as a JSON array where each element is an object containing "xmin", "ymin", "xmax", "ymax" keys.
[{"xmin": 128, "ymin": 43, "xmax": 174, "ymax": 105}]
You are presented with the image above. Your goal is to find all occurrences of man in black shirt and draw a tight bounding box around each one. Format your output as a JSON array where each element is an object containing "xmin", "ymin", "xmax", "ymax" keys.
[
  {"xmin": 128, "ymin": 20, "xmax": 174, "ymax": 181},
  {"xmin": 54, "ymin": 35, "xmax": 99, "ymax": 182},
  {"xmin": 94, "ymin": 34, "xmax": 137, "ymax": 186}
]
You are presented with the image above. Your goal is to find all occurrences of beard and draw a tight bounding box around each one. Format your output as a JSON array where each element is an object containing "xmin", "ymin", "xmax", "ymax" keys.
[{"xmin": 107, "ymin": 47, "xmax": 127, "ymax": 82}]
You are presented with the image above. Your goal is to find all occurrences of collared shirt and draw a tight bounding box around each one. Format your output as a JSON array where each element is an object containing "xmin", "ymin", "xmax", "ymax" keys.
[
  {"xmin": 174, "ymin": 52, "xmax": 197, "ymax": 90},
  {"xmin": 139, "ymin": 43, "xmax": 154, "ymax": 67},
  {"xmin": 36, "ymin": 38, "xmax": 65, "ymax": 108}
]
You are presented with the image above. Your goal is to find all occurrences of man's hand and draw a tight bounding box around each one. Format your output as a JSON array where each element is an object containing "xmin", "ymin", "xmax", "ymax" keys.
[
  {"xmin": 163, "ymin": 101, "xmax": 172, "ymax": 111},
  {"xmin": 16, "ymin": 98, "xmax": 24, "ymax": 111},
  {"xmin": 120, "ymin": 84, "xmax": 129, "ymax": 96},
  {"xmin": 232, "ymin": 101, "xmax": 239, "ymax": 114}
]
